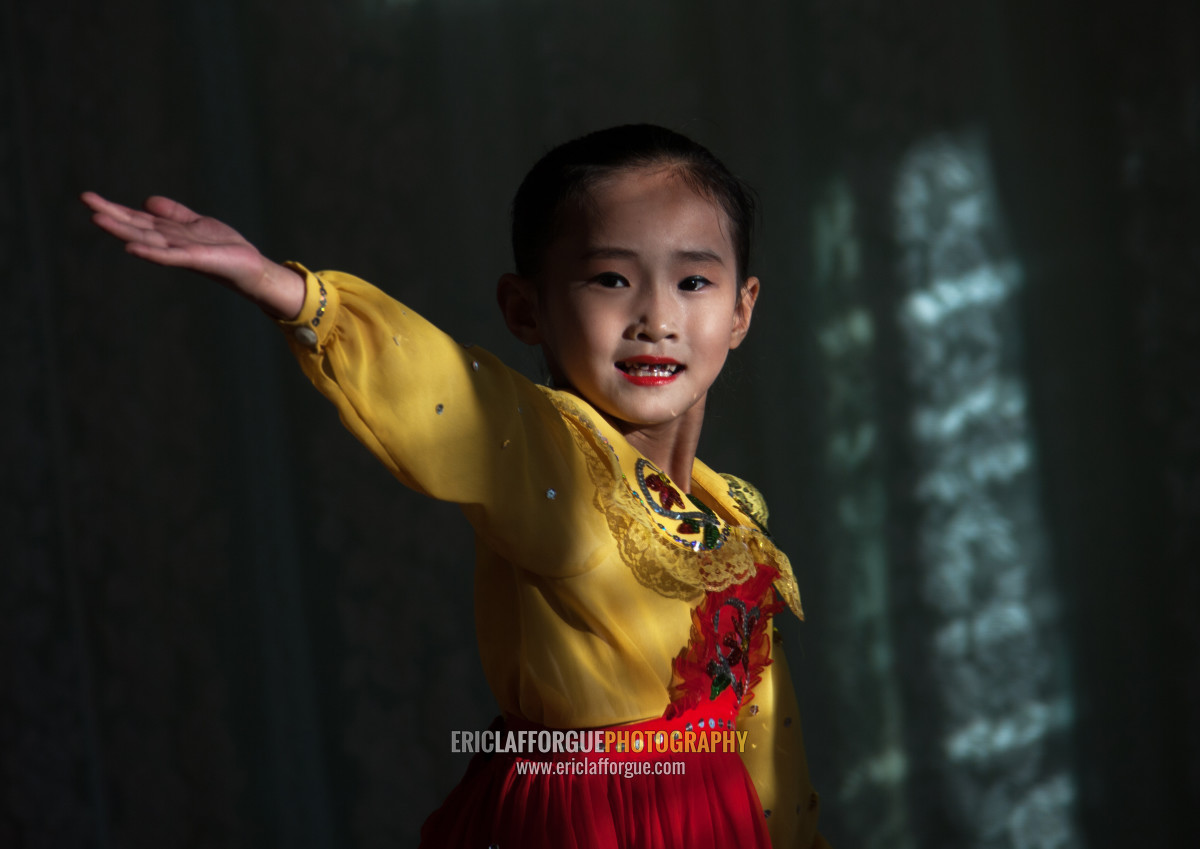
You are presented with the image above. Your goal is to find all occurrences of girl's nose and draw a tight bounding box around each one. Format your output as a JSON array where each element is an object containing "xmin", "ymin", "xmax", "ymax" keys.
[
  {"xmin": 635, "ymin": 322, "xmax": 675, "ymax": 342},
  {"xmin": 631, "ymin": 288, "xmax": 678, "ymax": 342}
]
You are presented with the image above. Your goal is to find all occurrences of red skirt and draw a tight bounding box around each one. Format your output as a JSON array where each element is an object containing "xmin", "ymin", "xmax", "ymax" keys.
[{"xmin": 418, "ymin": 706, "xmax": 772, "ymax": 849}]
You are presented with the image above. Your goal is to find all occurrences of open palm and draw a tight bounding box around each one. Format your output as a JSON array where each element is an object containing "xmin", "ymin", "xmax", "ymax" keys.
[
  {"xmin": 82, "ymin": 192, "xmax": 304, "ymax": 317},
  {"xmin": 82, "ymin": 192, "xmax": 267, "ymax": 287}
]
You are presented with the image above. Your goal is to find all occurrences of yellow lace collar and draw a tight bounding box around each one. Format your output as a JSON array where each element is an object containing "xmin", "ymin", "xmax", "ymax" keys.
[{"xmin": 539, "ymin": 387, "xmax": 803, "ymax": 620}]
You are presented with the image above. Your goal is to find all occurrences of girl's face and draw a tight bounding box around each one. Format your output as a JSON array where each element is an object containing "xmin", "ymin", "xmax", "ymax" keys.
[{"xmin": 504, "ymin": 166, "xmax": 759, "ymax": 434}]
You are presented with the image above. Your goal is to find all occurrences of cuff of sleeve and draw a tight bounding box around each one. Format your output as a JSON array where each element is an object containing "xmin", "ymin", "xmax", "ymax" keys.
[{"xmin": 277, "ymin": 261, "xmax": 341, "ymax": 352}]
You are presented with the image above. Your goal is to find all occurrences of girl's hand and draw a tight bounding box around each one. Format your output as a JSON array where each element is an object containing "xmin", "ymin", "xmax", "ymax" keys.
[{"xmin": 81, "ymin": 192, "xmax": 305, "ymax": 319}]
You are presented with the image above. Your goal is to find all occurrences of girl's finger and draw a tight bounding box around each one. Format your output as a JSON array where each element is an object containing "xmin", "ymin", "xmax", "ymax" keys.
[
  {"xmin": 92, "ymin": 212, "xmax": 168, "ymax": 247},
  {"xmin": 82, "ymin": 192, "xmax": 153, "ymax": 227},
  {"xmin": 143, "ymin": 195, "xmax": 200, "ymax": 223}
]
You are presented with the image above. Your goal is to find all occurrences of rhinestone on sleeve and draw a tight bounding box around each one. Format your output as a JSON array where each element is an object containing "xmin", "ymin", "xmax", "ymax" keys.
[{"xmin": 310, "ymin": 276, "xmax": 328, "ymax": 327}]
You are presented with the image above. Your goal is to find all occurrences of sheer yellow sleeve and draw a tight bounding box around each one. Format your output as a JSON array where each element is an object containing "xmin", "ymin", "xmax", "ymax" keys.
[
  {"xmin": 739, "ymin": 632, "xmax": 829, "ymax": 848},
  {"xmin": 275, "ymin": 265, "xmax": 604, "ymax": 576}
]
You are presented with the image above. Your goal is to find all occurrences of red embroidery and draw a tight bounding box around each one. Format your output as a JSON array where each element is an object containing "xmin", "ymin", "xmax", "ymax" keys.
[
  {"xmin": 664, "ymin": 564, "xmax": 784, "ymax": 719},
  {"xmin": 645, "ymin": 474, "xmax": 685, "ymax": 512}
]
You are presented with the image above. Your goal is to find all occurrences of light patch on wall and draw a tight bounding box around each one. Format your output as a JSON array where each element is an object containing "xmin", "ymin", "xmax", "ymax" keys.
[
  {"xmin": 893, "ymin": 131, "xmax": 1081, "ymax": 848},
  {"xmin": 945, "ymin": 699, "xmax": 1073, "ymax": 762},
  {"xmin": 813, "ymin": 177, "xmax": 913, "ymax": 849}
]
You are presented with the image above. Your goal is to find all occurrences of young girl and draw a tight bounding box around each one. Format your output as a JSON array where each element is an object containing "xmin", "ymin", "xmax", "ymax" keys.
[{"xmin": 83, "ymin": 124, "xmax": 828, "ymax": 849}]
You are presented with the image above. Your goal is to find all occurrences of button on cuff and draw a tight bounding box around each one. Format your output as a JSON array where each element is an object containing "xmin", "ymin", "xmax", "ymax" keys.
[
  {"xmin": 277, "ymin": 262, "xmax": 339, "ymax": 351},
  {"xmin": 294, "ymin": 326, "xmax": 318, "ymax": 348}
]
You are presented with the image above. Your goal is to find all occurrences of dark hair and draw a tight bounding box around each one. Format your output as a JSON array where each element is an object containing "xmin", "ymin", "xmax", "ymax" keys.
[{"xmin": 511, "ymin": 124, "xmax": 757, "ymax": 283}]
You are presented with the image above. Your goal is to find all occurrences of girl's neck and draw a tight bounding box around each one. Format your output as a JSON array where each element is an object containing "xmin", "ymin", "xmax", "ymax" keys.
[{"xmin": 609, "ymin": 397, "xmax": 707, "ymax": 493}]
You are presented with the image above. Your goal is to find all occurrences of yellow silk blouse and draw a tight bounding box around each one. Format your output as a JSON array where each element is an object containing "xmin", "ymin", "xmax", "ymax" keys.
[{"xmin": 279, "ymin": 266, "xmax": 827, "ymax": 848}]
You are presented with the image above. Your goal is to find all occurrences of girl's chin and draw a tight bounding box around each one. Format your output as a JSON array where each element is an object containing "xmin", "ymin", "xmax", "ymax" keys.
[
  {"xmin": 598, "ymin": 399, "xmax": 707, "ymax": 434},
  {"xmin": 547, "ymin": 376, "xmax": 708, "ymax": 432}
]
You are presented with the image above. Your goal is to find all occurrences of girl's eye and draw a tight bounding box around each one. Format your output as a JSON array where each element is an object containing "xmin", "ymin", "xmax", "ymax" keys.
[
  {"xmin": 679, "ymin": 276, "xmax": 711, "ymax": 292},
  {"xmin": 592, "ymin": 272, "xmax": 629, "ymax": 288}
]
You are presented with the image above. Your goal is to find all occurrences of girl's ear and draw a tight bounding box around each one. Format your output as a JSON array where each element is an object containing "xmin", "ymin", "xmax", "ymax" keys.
[
  {"xmin": 497, "ymin": 273, "xmax": 543, "ymax": 345},
  {"xmin": 729, "ymin": 276, "xmax": 760, "ymax": 350}
]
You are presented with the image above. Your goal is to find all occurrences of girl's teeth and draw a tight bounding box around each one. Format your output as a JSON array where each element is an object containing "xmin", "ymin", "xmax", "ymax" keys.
[{"xmin": 624, "ymin": 362, "xmax": 678, "ymax": 377}]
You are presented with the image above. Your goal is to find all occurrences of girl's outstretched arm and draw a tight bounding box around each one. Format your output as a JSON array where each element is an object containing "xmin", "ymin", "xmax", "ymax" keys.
[{"xmin": 81, "ymin": 192, "xmax": 305, "ymax": 319}]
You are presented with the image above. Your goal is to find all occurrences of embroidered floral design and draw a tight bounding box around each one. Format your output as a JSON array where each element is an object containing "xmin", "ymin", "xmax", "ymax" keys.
[
  {"xmin": 708, "ymin": 597, "xmax": 760, "ymax": 701},
  {"xmin": 644, "ymin": 472, "xmax": 685, "ymax": 511},
  {"xmin": 665, "ymin": 565, "xmax": 785, "ymax": 718},
  {"xmin": 635, "ymin": 459, "xmax": 726, "ymax": 552}
]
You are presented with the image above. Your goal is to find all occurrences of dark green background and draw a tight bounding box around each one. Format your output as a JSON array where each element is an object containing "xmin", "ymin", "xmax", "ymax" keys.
[{"xmin": 4, "ymin": 1, "xmax": 1196, "ymax": 847}]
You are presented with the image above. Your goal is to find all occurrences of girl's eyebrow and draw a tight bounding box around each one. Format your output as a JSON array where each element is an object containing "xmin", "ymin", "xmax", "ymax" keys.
[
  {"xmin": 581, "ymin": 246, "xmax": 726, "ymax": 265},
  {"xmin": 676, "ymin": 249, "xmax": 725, "ymax": 266}
]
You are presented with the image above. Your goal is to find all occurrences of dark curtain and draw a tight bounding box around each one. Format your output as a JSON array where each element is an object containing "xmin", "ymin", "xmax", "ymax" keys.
[{"xmin": 4, "ymin": 1, "xmax": 1196, "ymax": 847}]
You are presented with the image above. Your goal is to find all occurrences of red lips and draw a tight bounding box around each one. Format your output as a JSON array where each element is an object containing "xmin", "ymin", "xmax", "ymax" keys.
[{"xmin": 616, "ymin": 356, "xmax": 684, "ymax": 386}]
